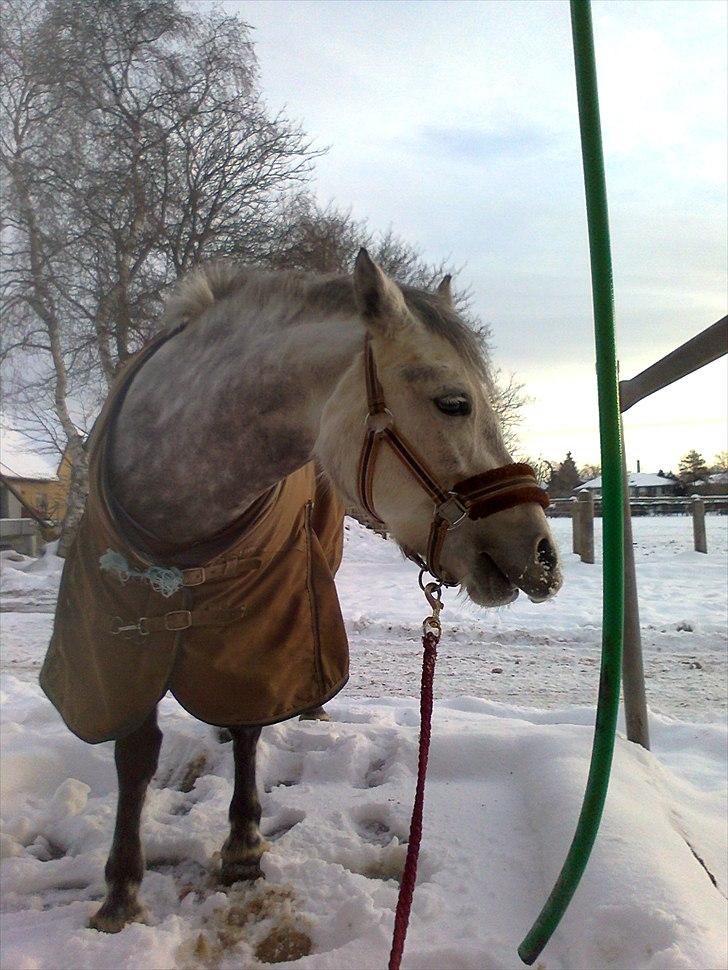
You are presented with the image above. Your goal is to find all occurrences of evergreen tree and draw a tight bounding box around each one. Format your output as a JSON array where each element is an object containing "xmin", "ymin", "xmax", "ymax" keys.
[
  {"xmin": 678, "ymin": 449, "xmax": 708, "ymax": 485},
  {"xmin": 548, "ymin": 451, "xmax": 582, "ymax": 497}
]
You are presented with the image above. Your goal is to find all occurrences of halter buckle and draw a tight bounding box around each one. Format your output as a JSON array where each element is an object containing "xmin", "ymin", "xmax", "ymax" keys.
[
  {"xmin": 435, "ymin": 492, "xmax": 468, "ymax": 528},
  {"xmin": 364, "ymin": 408, "xmax": 394, "ymax": 434}
]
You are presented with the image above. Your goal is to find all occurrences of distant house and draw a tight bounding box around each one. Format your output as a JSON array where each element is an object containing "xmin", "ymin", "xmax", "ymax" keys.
[
  {"xmin": 0, "ymin": 435, "xmax": 72, "ymax": 528},
  {"xmin": 694, "ymin": 471, "xmax": 728, "ymax": 496},
  {"xmin": 576, "ymin": 472, "xmax": 679, "ymax": 498}
]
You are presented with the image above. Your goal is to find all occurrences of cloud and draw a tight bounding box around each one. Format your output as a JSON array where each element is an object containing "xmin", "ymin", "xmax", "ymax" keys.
[
  {"xmin": 233, "ymin": 0, "xmax": 726, "ymax": 468},
  {"xmin": 416, "ymin": 124, "xmax": 556, "ymax": 162}
]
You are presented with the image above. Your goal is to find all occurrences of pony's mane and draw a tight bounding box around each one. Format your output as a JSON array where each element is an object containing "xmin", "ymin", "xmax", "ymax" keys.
[{"xmin": 163, "ymin": 262, "xmax": 488, "ymax": 378}]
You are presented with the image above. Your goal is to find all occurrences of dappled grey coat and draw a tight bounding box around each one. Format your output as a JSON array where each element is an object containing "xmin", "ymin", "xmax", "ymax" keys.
[{"xmin": 40, "ymin": 328, "xmax": 349, "ymax": 743}]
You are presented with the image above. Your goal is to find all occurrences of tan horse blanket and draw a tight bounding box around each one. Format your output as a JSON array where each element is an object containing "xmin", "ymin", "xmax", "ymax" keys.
[{"xmin": 40, "ymin": 329, "xmax": 349, "ymax": 743}]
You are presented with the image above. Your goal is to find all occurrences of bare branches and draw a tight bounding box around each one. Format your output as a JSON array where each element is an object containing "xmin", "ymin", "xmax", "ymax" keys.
[
  {"xmin": 1, "ymin": 0, "xmax": 529, "ymax": 549},
  {"xmin": 490, "ymin": 370, "xmax": 529, "ymax": 451},
  {"xmin": 0, "ymin": 1, "xmax": 325, "ymax": 547},
  {"xmin": 1, "ymin": 1, "xmax": 320, "ymax": 469}
]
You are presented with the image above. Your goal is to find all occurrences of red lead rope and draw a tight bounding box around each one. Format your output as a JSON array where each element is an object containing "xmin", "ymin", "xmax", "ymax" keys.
[{"xmin": 388, "ymin": 627, "xmax": 439, "ymax": 970}]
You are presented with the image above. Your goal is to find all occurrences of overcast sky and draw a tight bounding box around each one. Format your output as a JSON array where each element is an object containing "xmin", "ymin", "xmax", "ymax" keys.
[{"xmin": 231, "ymin": 0, "xmax": 726, "ymax": 472}]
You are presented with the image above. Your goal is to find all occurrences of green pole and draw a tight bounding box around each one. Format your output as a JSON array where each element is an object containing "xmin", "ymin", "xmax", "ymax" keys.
[{"xmin": 518, "ymin": 1, "xmax": 625, "ymax": 963}]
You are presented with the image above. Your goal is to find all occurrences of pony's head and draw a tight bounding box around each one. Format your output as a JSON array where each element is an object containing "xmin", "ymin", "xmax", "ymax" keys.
[{"xmin": 318, "ymin": 250, "xmax": 562, "ymax": 607}]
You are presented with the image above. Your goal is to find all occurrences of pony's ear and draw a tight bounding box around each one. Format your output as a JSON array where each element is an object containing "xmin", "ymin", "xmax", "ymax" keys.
[
  {"xmin": 436, "ymin": 274, "xmax": 453, "ymax": 307},
  {"xmin": 353, "ymin": 248, "xmax": 409, "ymax": 333}
]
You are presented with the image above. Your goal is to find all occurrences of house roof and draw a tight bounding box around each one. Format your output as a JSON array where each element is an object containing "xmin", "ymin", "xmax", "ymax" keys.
[
  {"xmin": 0, "ymin": 428, "xmax": 59, "ymax": 482},
  {"xmin": 579, "ymin": 472, "xmax": 674, "ymax": 490}
]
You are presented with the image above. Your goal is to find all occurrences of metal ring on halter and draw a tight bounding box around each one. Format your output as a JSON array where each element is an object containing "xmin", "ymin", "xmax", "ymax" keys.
[
  {"xmin": 418, "ymin": 569, "xmax": 443, "ymax": 611},
  {"xmin": 418, "ymin": 568, "xmax": 444, "ymax": 640},
  {"xmin": 364, "ymin": 408, "xmax": 394, "ymax": 433},
  {"xmin": 435, "ymin": 492, "xmax": 469, "ymax": 529}
]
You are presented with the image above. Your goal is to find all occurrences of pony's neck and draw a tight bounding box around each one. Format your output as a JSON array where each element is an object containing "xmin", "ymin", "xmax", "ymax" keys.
[{"xmin": 109, "ymin": 281, "xmax": 363, "ymax": 546}]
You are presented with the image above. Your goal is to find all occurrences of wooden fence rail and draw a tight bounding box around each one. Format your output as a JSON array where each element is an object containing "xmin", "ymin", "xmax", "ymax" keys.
[
  {"xmin": 548, "ymin": 495, "xmax": 728, "ymax": 514},
  {"xmin": 619, "ymin": 316, "xmax": 727, "ymax": 412}
]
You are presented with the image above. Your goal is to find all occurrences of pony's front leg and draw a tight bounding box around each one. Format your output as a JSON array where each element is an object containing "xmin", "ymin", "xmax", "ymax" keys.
[
  {"xmin": 89, "ymin": 708, "xmax": 162, "ymax": 933},
  {"xmin": 220, "ymin": 725, "xmax": 267, "ymax": 884}
]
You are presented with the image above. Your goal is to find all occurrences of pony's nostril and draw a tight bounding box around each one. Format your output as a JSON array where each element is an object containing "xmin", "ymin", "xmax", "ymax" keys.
[{"xmin": 536, "ymin": 537, "xmax": 558, "ymax": 572}]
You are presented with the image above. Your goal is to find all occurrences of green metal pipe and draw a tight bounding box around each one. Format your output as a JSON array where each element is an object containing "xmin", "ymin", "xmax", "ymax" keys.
[{"xmin": 517, "ymin": 1, "xmax": 625, "ymax": 963}]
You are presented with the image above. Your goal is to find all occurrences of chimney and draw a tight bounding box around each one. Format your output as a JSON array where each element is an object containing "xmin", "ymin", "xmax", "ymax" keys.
[{"xmin": 636, "ymin": 459, "xmax": 641, "ymax": 473}]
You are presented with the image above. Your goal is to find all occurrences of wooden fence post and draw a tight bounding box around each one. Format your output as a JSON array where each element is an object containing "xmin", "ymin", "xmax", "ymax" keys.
[
  {"xmin": 692, "ymin": 495, "xmax": 707, "ymax": 553},
  {"xmin": 571, "ymin": 497, "xmax": 581, "ymax": 556},
  {"xmin": 621, "ymin": 434, "xmax": 650, "ymax": 749},
  {"xmin": 578, "ymin": 490, "xmax": 594, "ymax": 564}
]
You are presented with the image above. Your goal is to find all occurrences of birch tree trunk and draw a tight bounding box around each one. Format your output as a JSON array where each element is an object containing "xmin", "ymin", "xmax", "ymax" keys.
[{"xmin": 57, "ymin": 436, "xmax": 88, "ymax": 557}]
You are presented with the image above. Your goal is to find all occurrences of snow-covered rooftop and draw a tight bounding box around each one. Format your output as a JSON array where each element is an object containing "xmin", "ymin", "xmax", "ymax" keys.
[
  {"xmin": 0, "ymin": 428, "xmax": 58, "ymax": 481},
  {"xmin": 579, "ymin": 472, "xmax": 674, "ymax": 489}
]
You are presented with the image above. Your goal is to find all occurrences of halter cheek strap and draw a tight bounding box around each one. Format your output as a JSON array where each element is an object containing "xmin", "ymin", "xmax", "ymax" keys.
[{"xmin": 356, "ymin": 335, "xmax": 550, "ymax": 583}]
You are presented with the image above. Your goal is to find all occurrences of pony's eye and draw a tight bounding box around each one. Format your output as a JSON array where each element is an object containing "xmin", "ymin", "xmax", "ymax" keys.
[{"xmin": 434, "ymin": 395, "xmax": 471, "ymax": 416}]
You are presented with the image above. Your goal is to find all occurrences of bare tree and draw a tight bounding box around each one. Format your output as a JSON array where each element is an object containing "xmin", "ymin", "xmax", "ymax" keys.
[
  {"xmin": 2, "ymin": 1, "xmax": 528, "ymax": 554},
  {"xmin": 578, "ymin": 463, "xmax": 601, "ymax": 481},
  {"xmin": 0, "ymin": 0, "xmax": 91, "ymax": 548},
  {"xmin": 519, "ymin": 456, "xmax": 555, "ymax": 489},
  {"xmin": 1, "ymin": 0, "xmax": 319, "ymax": 551},
  {"xmin": 271, "ymin": 196, "xmax": 463, "ymax": 292}
]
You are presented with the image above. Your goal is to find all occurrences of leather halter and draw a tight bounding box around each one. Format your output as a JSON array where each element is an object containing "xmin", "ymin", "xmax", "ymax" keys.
[{"xmin": 356, "ymin": 335, "xmax": 550, "ymax": 583}]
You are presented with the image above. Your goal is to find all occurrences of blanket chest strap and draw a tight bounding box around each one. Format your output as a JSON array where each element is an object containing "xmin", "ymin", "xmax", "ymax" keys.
[
  {"xmin": 111, "ymin": 607, "xmax": 246, "ymax": 637},
  {"xmin": 180, "ymin": 557, "xmax": 261, "ymax": 587}
]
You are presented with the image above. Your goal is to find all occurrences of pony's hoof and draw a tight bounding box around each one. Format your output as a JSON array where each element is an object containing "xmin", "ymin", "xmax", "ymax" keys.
[
  {"xmin": 299, "ymin": 706, "xmax": 331, "ymax": 722},
  {"xmin": 88, "ymin": 900, "xmax": 147, "ymax": 934},
  {"xmin": 220, "ymin": 860, "xmax": 264, "ymax": 885}
]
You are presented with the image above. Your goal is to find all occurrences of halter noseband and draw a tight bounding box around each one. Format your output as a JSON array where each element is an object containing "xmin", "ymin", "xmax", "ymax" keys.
[{"xmin": 356, "ymin": 335, "xmax": 550, "ymax": 583}]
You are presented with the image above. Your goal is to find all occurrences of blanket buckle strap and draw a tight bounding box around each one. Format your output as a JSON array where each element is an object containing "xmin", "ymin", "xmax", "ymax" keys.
[
  {"xmin": 111, "ymin": 609, "xmax": 193, "ymax": 636},
  {"xmin": 110, "ymin": 607, "xmax": 245, "ymax": 638},
  {"xmin": 154, "ymin": 610, "xmax": 192, "ymax": 632},
  {"xmin": 181, "ymin": 567, "xmax": 206, "ymax": 586}
]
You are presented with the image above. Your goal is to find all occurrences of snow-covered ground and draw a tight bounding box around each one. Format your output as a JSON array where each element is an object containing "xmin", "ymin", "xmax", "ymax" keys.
[{"xmin": 1, "ymin": 517, "xmax": 726, "ymax": 969}]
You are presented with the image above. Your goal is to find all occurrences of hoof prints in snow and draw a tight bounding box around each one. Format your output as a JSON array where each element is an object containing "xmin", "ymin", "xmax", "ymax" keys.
[
  {"xmin": 264, "ymin": 810, "xmax": 306, "ymax": 842},
  {"xmin": 354, "ymin": 816, "xmax": 398, "ymax": 847},
  {"xmin": 364, "ymin": 757, "xmax": 387, "ymax": 787},
  {"xmin": 265, "ymin": 775, "xmax": 302, "ymax": 792},
  {"xmin": 177, "ymin": 884, "xmax": 312, "ymax": 968},
  {"xmin": 339, "ymin": 847, "xmax": 407, "ymax": 885},
  {"xmin": 167, "ymin": 753, "xmax": 209, "ymax": 793},
  {"xmin": 1, "ymin": 688, "xmax": 726, "ymax": 969},
  {"xmin": 1, "ymin": 515, "xmax": 726, "ymax": 968},
  {"xmin": 169, "ymin": 799, "xmax": 194, "ymax": 816},
  {"xmin": 27, "ymin": 835, "xmax": 67, "ymax": 861},
  {"xmin": 281, "ymin": 728, "xmax": 332, "ymax": 753}
]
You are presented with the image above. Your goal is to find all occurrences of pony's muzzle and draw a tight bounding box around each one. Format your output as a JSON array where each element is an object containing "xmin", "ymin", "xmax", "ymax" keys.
[
  {"xmin": 477, "ymin": 505, "xmax": 562, "ymax": 604},
  {"xmin": 518, "ymin": 535, "xmax": 562, "ymax": 602}
]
